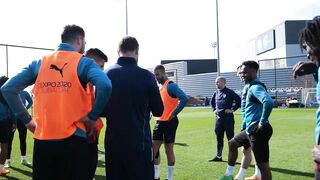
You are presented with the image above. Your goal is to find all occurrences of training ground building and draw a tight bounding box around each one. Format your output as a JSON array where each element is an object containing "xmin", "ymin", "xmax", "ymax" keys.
[{"xmin": 160, "ymin": 20, "xmax": 315, "ymax": 107}]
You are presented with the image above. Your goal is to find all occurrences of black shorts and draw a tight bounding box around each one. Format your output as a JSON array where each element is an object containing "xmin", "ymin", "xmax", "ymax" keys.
[
  {"xmin": 316, "ymin": 134, "xmax": 320, "ymax": 172},
  {"xmin": 153, "ymin": 116, "xmax": 179, "ymax": 144},
  {"xmin": 33, "ymin": 135, "xmax": 91, "ymax": 180},
  {"xmin": 249, "ymin": 123, "xmax": 273, "ymax": 163},
  {"xmin": 233, "ymin": 130, "xmax": 251, "ymax": 150},
  {"xmin": 0, "ymin": 119, "xmax": 12, "ymax": 143}
]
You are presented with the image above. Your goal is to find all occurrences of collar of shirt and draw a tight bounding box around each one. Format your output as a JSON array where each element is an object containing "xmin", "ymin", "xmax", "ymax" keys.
[
  {"xmin": 248, "ymin": 78, "xmax": 260, "ymax": 84},
  {"xmin": 218, "ymin": 87, "xmax": 227, "ymax": 92},
  {"xmin": 117, "ymin": 57, "xmax": 137, "ymax": 67},
  {"xmin": 57, "ymin": 43, "xmax": 77, "ymax": 51}
]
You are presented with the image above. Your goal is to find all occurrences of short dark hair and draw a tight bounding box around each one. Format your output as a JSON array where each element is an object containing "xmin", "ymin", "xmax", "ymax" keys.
[
  {"xmin": 85, "ymin": 48, "xmax": 108, "ymax": 62},
  {"xmin": 242, "ymin": 61, "xmax": 259, "ymax": 70},
  {"xmin": 154, "ymin": 65, "xmax": 165, "ymax": 72},
  {"xmin": 61, "ymin": 25, "xmax": 85, "ymax": 43},
  {"xmin": 0, "ymin": 75, "xmax": 9, "ymax": 87},
  {"xmin": 118, "ymin": 36, "xmax": 139, "ymax": 53}
]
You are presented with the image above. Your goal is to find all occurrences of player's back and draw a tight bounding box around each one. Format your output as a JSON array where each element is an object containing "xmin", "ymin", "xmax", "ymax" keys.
[{"xmin": 104, "ymin": 57, "xmax": 163, "ymax": 152}]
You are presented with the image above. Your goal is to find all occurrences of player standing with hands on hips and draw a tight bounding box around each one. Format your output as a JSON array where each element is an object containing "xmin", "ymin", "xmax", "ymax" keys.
[{"xmin": 153, "ymin": 65, "xmax": 189, "ymax": 180}]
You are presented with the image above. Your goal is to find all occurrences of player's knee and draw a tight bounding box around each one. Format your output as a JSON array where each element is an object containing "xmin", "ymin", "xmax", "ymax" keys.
[{"xmin": 228, "ymin": 139, "xmax": 238, "ymax": 150}]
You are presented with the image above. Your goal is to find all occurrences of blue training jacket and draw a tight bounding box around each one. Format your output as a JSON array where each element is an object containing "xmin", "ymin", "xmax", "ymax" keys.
[
  {"xmin": 211, "ymin": 86, "xmax": 241, "ymax": 119},
  {"xmin": 19, "ymin": 90, "xmax": 33, "ymax": 109},
  {"xmin": 242, "ymin": 78, "xmax": 273, "ymax": 134},
  {"xmin": 104, "ymin": 57, "xmax": 164, "ymax": 152}
]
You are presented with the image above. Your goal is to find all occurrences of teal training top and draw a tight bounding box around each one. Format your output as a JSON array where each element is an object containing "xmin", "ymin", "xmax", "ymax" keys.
[{"xmin": 242, "ymin": 78, "xmax": 273, "ymax": 134}]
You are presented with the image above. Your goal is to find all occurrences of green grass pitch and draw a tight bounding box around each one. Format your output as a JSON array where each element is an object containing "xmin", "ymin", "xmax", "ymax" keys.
[{"xmin": 2, "ymin": 107, "xmax": 317, "ymax": 180}]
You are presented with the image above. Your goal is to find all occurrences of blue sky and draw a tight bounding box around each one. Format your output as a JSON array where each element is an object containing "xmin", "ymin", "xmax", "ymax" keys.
[{"xmin": 0, "ymin": 0, "xmax": 320, "ymax": 77}]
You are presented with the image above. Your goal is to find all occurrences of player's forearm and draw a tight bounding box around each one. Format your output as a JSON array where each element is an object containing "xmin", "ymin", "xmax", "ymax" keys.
[
  {"xmin": 172, "ymin": 95, "xmax": 188, "ymax": 116},
  {"xmin": 89, "ymin": 77, "xmax": 112, "ymax": 121},
  {"xmin": 1, "ymin": 63, "xmax": 37, "ymax": 124},
  {"xmin": 259, "ymin": 100, "xmax": 273, "ymax": 126}
]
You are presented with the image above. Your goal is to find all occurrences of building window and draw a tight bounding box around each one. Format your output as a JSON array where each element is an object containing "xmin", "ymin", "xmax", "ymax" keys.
[{"xmin": 166, "ymin": 71, "xmax": 175, "ymax": 77}]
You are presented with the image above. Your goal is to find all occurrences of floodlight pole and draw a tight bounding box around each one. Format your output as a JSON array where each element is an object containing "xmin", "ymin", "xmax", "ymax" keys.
[
  {"xmin": 216, "ymin": 0, "xmax": 220, "ymax": 76},
  {"xmin": 6, "ymin": 45, "xmax": 8, "ymax": 77},
  {"xmin": 125, "ymin": 0, "xmax": 128, "ymax": 35}
]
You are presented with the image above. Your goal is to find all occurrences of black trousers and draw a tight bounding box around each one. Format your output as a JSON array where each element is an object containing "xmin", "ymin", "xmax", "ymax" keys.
[
  {"xmin": 88, "ymin": 142, "xmax": 98, "ymax": 179},
  {"xmin": 106, "ymin": 148, "xmax": 154, "ymax": 180},
  {"xmin": 214, "ymin": 116, "xmax": 235, "ymax": 157},
  {"xmin": 7, "ymin": 119, "xmax": 27, "ymax": 158},
  {"xmin": 33, "ymin": 135, "xmax": 90, "ymax": 180}
]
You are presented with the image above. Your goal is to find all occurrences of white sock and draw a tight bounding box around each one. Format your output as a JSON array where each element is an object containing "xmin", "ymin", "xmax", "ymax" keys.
[
  {"xmin": 21, "ymin": 156, "xmax": 27, "ymax": 160},
  {"xmin": 235, "ymin": 168, "xmax": 247, "ymax": 180},
  {"xmin": 166, "ymin": 165, "xmax": 174, "ymax": 180},
  {"xmin": 0, "ymin": 164, "xmax": 4, "ymax": 170},
  {"xmin": 6, "ymin": 159, "xmax": 11, "ymax": 163},
  {"xmin": 154, "ymin": 165, "xmax": 160, "ymax": 179},
  {"xmin": 225, "ymin": 165, "xmax": 234, "ymax": 176},
  {"xmin": 254, "ymin": 165, "xmax": 261, "ymax": 177}
]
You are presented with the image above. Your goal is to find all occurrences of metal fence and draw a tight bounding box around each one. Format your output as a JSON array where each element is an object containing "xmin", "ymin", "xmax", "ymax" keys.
[{"xmin": 0, "ymin": 43, "xmax": 54, "ymax": 77}]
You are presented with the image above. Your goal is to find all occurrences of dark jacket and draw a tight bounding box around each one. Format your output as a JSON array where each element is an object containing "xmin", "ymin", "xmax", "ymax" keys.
[
  {"xmin": 211, "ymin": 86, "xmax": 241, "ymax": 119},
  {"xmin": 104, "ymin": 57, "xmax": 163, "ymax": 152}
]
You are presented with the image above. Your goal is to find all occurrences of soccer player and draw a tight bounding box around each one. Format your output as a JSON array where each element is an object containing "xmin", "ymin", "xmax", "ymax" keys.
[
  {"xmin": 0, "ymin": 76, "xmax": 11, "ymax": 175},
  {"xmin": 153, "ymin": 65, "xmax": 189, "ymax": 180},
  {"xmin": 220, "ymin": 61, "xmax": 273, "ymax": 180},
  {"xmin": 236, "ymin": 65, "xmax": 262, "ymax": 180},
  {"xmin": 209, "ymin": 76, "xmax": 241, "ymax": 162},
  {"xmin": 6, "ymin": 90, "xmax": 33, "ymax": 167},
  {"xmin": 103, "ymin": 36, "xmax": 164, "ymax": 180},
  {"xmin": 84, "ymin": 48, "xmax": 108, "ymax": 179},
  {"xmin": 1, "ymin": 25, "xmax": 112, "ymax": 179},
  {"xmin": 293, "ymin": 16, "xmax": 320, "ymax": 180}
]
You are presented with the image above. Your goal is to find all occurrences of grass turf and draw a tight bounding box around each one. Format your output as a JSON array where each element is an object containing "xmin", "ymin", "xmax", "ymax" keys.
[{"xmin": 1, "ymin": 107, "xmax": 316, "ymax": 180}]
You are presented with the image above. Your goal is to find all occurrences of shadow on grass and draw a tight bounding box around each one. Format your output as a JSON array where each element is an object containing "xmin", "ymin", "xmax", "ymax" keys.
[
  {"xmin": 213, "ymin": 161, "xmax": 314, "ymax": 178},
  {"xmin": 10, "ymin": 166, "xmax": 33, "ymax": 178},
  {"xmin": 0, "ymin": 175, "xmax": 20, "ymax": 180},
  {"xmin": 95, "ymin": 175, "xmax": 105, "ymax": 180},
  {"xmin": 97, "ymin": 159, "xmax": 105, "ymax": 168},
  {"xmin": 270, "ymin": 167, "xmax": 314, "ymax": 178},
  {"xmin": 174, "ymin": 142, "xmax": 189, "ymax": 147}
]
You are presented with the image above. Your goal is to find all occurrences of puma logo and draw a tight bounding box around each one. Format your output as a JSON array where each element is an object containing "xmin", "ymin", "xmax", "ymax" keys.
[{"xmin": 50, "ymin": 63, "xmax": 68, "ymax": 77}]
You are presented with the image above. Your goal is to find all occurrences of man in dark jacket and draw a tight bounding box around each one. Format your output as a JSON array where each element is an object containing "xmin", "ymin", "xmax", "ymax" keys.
[
  {"xmin": 209, "ymin": 76, "xmax": 241, "ymax": 162},
  {"xmin": 104, "ymin": 36, "xmax": 164, "ymax": 180}
]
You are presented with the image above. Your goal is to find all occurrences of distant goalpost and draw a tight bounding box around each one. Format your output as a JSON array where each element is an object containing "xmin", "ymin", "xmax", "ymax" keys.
[{"xmin": 301, "ymin": 88, "xmax": 317, "ymax": 108}]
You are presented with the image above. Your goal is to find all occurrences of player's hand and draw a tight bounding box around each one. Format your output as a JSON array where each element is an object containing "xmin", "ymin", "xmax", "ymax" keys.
[
  {"xmin": 292, "ymin": 61, "xmax": 317, "ymax": 79},
  {"xmin": 252, "ymin": 124, "xmax": 260, "ymax": 132},
  {"xmin": 225, "ymin": 109, "xmax": 234, "ymax": 114},
  {"xmin": 87, "ymin": 129, "xmax": 98, "ymax": 143},
  {"xmin": 312, "ymin": 145, "xmax": 320, "ymax": 163},
  {"xmin": 25, "ymin": 120, "xmax": 36, "ymax": 133},
  {"xmin": 168, "ymin": 114, "xmax": 175, "ymax": 121},
  {"xmin": 80, "ymin": 116, "xmax": 96, "ymax": 137}
]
